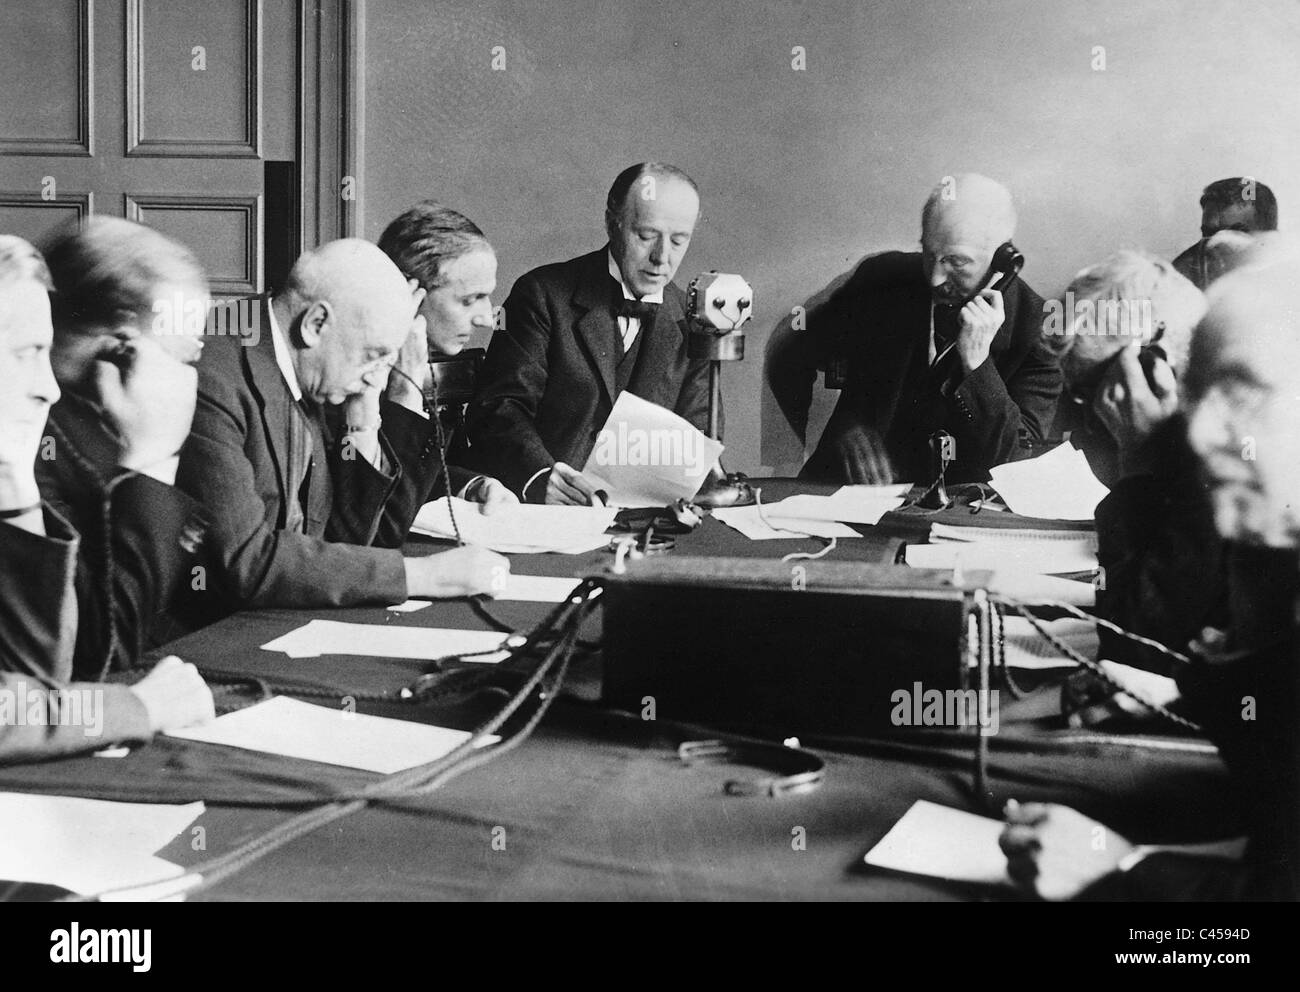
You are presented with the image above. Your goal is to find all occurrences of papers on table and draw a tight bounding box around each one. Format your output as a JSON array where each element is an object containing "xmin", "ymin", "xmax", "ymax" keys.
[
  {"xmin": 0, "ymin": 793, "xmax": 203, "ymax": 897},
  {"xmin": 711, "ymin": 505, "xmax": 862, "ymax": 540},
  {"xmin": 983, "ymin": 570, "xmax": 1096, "ymax": 607},
  {"xmin": 864, "ymin": 800, "xmax": 1010, "ymax": 886},
  {"xmin": 988, "ymin": 443, "xmax": 1110, "ymax": 520},
  {"xmin": 493, "ymin": 573, "xmax": 582, "ymax": 603},
  {"xmin": 711, "ymin": 485, "xmax": 908, "ymax": 540},
  {"xmin": 390, "ymin": 574, "xmax": 579, "ymax": 608},
  {"xmin": 412, "ymin": 497, "xmax": 616, "ymax": 554},
  {"xmin": 581, "ymin": 391, "xmax": 724, "ymax": 507},
  {"xmin": 904, "ymin": 539, "xmax": 1097, "ymax": 576},
  {"xmin": 907, "ymin": 520, "xmax": 1099, "ymax": 575},
  {"xmin": 998, "ymin": 616, "xmax": 1099, "ymax": 669},
  {"xmin": 262, "ymin": 620, "xmax": 511, "ymax": 662},
  {"xmin": 167, "ymin": 696, "xmax": 497, "ymax": 775}
]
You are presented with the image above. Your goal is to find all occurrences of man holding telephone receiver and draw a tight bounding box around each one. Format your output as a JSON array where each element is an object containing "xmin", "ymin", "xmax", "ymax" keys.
[{"xmin": 788, "ymin": 173, "xmax": 1062, "ymax": 484}]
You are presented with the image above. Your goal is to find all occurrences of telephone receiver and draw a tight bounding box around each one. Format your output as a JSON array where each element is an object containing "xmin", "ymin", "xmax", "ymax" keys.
[{"xmin": 939, "ymin": 241, "xmax": 1024, "ymax": 309}]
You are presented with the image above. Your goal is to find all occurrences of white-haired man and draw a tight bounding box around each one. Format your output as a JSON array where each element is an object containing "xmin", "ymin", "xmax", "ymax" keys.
[{"xmin": 780, "ymin": 173, "xmax": 1061, "ymax": 484}]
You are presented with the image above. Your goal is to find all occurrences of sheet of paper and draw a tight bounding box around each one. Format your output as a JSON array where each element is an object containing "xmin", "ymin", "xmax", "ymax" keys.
[
  {"xmin": 167, "ymin": 696, "xmax": 498, "ymax": 775},
  {"xmin": 412, "ymin": 497, "xmax": 615, "ymax": 554},
  {"xmin": 997, "ymin": 616, "xmax": 1099, "ymax": 668},
  {"xmin": 929, "ymin": 522, "xmax": 1096, "ymax": 547},
  {"xmin": 387, "ymin": 599, "xmax": 431, "ymax": 613},
  {"xmin": 262, "ymin": 620, "xmax": 511, "ymax": 662},
  {"xmin": 864, "ymin": 800, "xmax": 1010, "ymax": 885},
  {"xmin": 581, "ymin": 391, "xmax": 724, "ymax": 507},
  {"xmin": 985, "ymin": 570, "xmax": 1096, "ymax": 607},
  {"xmin": 765, "ymin": 485, "xmax": 910, "ymax": 525},
  {"xmin": 904, "ymin": 540, "xmax": 1097, "ymax": 575},
  {"xmin": 497, "ymin": 573, "xmax": 582, "ymax": 603},
  {"xmin": 988, "ymin": 444, "xmax": 1111, "ymax": 521},
  {"xmin": 711, "ymin": 504, "xmax": 863, "ymax": 540},
  {"xmin": 0, "ymin": 793, "xmax": 203, "ymax": 896}
]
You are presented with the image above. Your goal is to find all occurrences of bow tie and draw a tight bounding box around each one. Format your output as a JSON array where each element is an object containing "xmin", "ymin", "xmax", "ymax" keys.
[{"xmin": 614, "ymin": 297, "xmax": 659, "ymax": 323}]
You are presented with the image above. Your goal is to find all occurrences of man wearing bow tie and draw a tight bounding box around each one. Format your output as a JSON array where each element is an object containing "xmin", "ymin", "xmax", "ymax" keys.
[{"xmin": 464, "ymin": 162, "xmax": 712, "ymax": 504}]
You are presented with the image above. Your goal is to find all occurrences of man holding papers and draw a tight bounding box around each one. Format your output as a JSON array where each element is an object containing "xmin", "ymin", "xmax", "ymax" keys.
[{"xmin": 464, "ymin": 163, "xmax": 712, "ymax": 504}]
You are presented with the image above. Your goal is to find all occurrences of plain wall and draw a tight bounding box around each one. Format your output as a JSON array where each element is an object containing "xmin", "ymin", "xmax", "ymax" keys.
[{"xmin": 363, "ymin": 0, "xmax": 1300, "ymax": 475}]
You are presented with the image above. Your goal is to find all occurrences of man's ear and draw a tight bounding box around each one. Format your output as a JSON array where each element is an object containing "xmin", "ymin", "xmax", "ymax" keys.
[
  {"xmin": 296, "ymin": 300, "xmax": 332, "ymax": 348},
  {"xmin": 604, "ymin": 209, "xmax": 621, "ymax": 246}
]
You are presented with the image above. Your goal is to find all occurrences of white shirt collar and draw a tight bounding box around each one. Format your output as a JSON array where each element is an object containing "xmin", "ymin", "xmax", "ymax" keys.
[
  {"xmin": 267, "ymin": 301, "xmax": 303, "ymax": 402},
  {"xmin": 607, "ymin": 250, "xmax": 665, "ymax": 304}
]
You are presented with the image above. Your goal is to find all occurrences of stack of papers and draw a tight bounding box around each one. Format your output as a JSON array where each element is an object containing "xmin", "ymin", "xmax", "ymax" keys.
[
  {"xmin": 712, "ymin": 485, "xmax": 908, "ymax": 540},
  {"xmin": 581, "ymin": 392, "xmax": 724, "ymax": 507},
  {"xmin": 412, "ymin": 497, "xmax": 615, "ymax": 553},
  {"xmin": 997, "ymin": 616, "xmax": 1099, "ymax": 668},
  {"xmin": 168, "ymin": 696, "xmax": 497, "ymax": 774},
  {"xmin": 988, "ymin": 444, "xmax": 1110, "ymax": 520},
  {"xmin": 905, "ymin": 521, "xmax": 1099, "ymax": 576},
  {"xmin": 0, "ymin": 793, "xmax": 203, "ymax": 897}
]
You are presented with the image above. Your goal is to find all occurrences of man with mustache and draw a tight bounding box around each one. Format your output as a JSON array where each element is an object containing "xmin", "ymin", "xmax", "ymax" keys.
[{"xmin": 464, "ymin": 162, "xmax": 711, "ymax": 504}]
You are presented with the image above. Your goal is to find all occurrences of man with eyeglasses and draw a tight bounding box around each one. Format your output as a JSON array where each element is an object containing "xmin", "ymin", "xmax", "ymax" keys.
[
  {"xmin": 779, "ymin": 173, "xmax": 1061, "ymax": 485},
  {"xmin": 177, "ymin": 239, "xmax": 507, "ymax": 623}
]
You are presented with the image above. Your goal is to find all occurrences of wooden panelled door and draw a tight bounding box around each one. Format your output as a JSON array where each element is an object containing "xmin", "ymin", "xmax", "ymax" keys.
[{"xmin": 0, "ymin": 0, "xmax": 302, "ymax": 299}]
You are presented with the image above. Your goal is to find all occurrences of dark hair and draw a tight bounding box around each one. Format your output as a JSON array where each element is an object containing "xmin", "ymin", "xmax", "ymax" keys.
[
  {"xmin": 0, "ymin": 235, "xmax": 53, "ymax": 291},
  {"xmin": 604, "ymin": 162, "xmax": 700, "ymax": 221},
  {"xmin": 378, "ymin": 201, "xmax": 492, "ymax": 290},
  {"xmin": 40, "ymin": 216, "xmax": 207, "ymax": 333},
  {"xmin": 1200, "ymin": 177, "xmax": 1278, "ymax": 231}
]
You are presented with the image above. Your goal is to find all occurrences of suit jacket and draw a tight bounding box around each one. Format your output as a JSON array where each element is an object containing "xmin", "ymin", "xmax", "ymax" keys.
[
  {"xmin": 798, "ymin": 251, "xmax": 1062, "ymax": 483},
  {"xmin": 0, "ymin": 510, "xmax": 152, "ymax": 764},
  {"xmin": 462, "ymin": 248, "xmax": 712, "ymax": 499},
  {"xmin": 35, "ymin": 392, "xmax": 207, "ymax": 679},
  {"xmin": 176, "ymin": 309, "xmax": 444, "ymax": 620}
]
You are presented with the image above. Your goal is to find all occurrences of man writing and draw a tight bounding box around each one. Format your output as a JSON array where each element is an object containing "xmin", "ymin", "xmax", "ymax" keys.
[{"xmin": 464, "ymin": 162, "xmax": 712, "ymax": 504}]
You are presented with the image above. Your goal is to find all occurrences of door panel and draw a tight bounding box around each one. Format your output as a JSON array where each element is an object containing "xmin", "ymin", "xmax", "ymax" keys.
[{"xmin": 0, "ymin": 0, "xmax": 293, "ymax": 298}]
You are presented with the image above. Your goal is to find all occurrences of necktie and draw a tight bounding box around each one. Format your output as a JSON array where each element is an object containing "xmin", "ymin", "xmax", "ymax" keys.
[
  {"xmin": 284, "ymin": 398, "xmax": 316, "ymax": 533},
  {"xmin": 615, "ymin": 298, "xmax": 659, "ymax": 323},
  {"xmin": 933, "ymin": 305, "xmax": 962, "ymax": 364}
]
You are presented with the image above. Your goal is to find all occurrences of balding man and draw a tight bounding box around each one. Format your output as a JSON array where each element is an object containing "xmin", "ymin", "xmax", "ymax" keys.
[
  {"xmin": 464, "ymin": 162, "xmax": 712, "ymax": 504},
  {"xmin": 178, "ymin": 239, "xmax": 506, "ymax": 621},
  {"xmin": 780, "ymin": 174, "xmax": 1061, "ymax": 484}
]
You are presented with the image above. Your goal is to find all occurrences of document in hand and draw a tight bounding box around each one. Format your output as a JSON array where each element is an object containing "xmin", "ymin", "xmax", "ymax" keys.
[
  {"xmin": 864, "ymin": 800, "xmax": 1010, "ymax": 886},
  {"xmin": 412, "ymin": 497, "xmax": 616, "ymax": 553},
  {"xmin": 0, "ymin": 793, "xmax": 204, "ymax": 896},
  {"xmin": 167, "ymin": 696, "xmax": 498, "ymax": 774},
  {"xmin": 581, "ymin": 391, "xmax": 724, "ymax": 507},
  {"xmin": 988, "ymin": 443, "xmax": 1111, "ymax": 520}
]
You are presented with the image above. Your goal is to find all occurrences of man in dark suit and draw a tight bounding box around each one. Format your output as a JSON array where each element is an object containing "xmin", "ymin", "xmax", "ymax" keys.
[
  {"xmin": 177, "ymin": 239, "xmax": 506, "ymax": 623},
  {"xmin": 35, "ymin": 217, "xmax": 210, "ymax": 677},
  {"xmin": 464, "ymin": 162, "xmax": 711, "ymax": 504},
  {"xmin": 773, "ymin": 173, "xmax": 1061, "ymax": 484},
  {"xmin": 0, "ymin": 234, "xmax": 212, "ymax": 763},
  {"xmin": 1171, "ymin": 177, "xmax": 1278, "ymax": 290}
]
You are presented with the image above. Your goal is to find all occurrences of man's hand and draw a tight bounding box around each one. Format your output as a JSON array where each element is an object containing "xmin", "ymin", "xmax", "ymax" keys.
[
  {"xmin": 829, "ymin": 424, "xmax": 894, "ymax": 485},
  {"xmin": 999, "ymin": 800, "xmax": 1135, "ymax": 900},
  {"xmin": 465, "ymin": 475, "xmax": 520, "ymax": 514},
  {"xmin": 403, "ymin": 544, "xmax": 510, "ymax": 598},
  {"xmin": 386, "ymin": 294, "xmax": 430, "ymax": 415},
  {"xmin": 955, "ymin": 288, "xmax": 1006, "ymax": 373},
  {"xmin": 1091, "ymin": 344, "xmax": 1178, "ymax": 475},
  {"xmin": 129, "ymin": 656, "xmax": 215, "ymax": 734},
  {"xmin": 545, "ymin": 462, "xmax": 602, "ymax": 505},
  {"xmin": 95, "ymin": 338, "xmax": 197, "ymax": 474}
]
